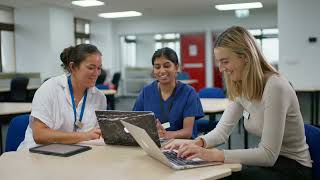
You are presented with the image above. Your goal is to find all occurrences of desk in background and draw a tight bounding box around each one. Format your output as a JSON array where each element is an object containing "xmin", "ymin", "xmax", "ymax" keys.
[
  {"xmin": 200, "ymin": 98, "xmax": 232, "ymax": 148},
  {"xmin": 200, "ymin": 98, "xmax": 229, "ymax": 116},
  {"xmin": 0, "ymin": 102, "xmax": 32, "ymax": 154},
  {"xmin": 0, "ymin": 85, "xmax": 40, "ymax": 93},
  {"xmin": 0, "ymin": 144, "xmax": 241, "ymax": 180},
  {"xmin": 0, "ymin": 85, "xmax": 40, "ymax": 102},
  {"xmin": 200, "ymin": 98, "xmax": 249, "ymax": 149},
  {"xmin": 179, "ymin": 79, "xmax": 198, "ymax": 85}
]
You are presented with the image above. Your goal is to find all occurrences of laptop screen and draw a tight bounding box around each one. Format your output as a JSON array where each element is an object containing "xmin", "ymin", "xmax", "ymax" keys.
[{"xmin": 95, "ymin": 110, "xmax": 161, "ymax": 147}]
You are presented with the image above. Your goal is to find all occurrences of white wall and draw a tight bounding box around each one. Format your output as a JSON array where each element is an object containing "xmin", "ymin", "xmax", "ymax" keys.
[
  {"xmin": 91, "ymin": 20, "xmax": 115, "ymax": 77},
  {"xmin": 111, "ymin": 9, "xmax": 277, "ymax": 87},
  {"xmin": 278, "ymin": 0, "xmax": 320, "ymax": 89},
  {"xmin": 15, "ymin": 7, "xmax": 51, "ymax": 78},
  {"xmin": 14, "ymin": 6, "xmax": 74, "ymax": 80},
  {"xmin": 113, "ymin": 10, "xmax": 277, "ymax": 35},
  {"xmin": 49, "ymin": 7, "xmax": 74, "ymax": 77}
]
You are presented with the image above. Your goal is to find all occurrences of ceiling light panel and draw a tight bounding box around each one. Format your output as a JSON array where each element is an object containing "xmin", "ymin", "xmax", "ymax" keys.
[
  {"xmin": 99, "ymin": 11, "xmax": 142, "ymax": 18},
  {"xmin": 72, "ymin": 0, "xmax": 105, "ymax": 7},
  {"xmin": 215, "ymin": 2, "xmax": 263, "ymax": 11}
]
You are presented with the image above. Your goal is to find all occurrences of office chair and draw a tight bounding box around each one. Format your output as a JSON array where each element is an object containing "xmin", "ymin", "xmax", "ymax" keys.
[
  {"xmin": 96, "ymin": 69, "xmax": 107, "ymax": 85},
  {"xmin": 177, "ymin": 72, "xmax": 190, "ymax": 80},
  {"xmin": 8, "ymin": 76, "xmax": 29, "ymax": 102},
  {"xmin": 111, "ymin": 72, "xmax": 121, "ymax": 90},
  {"xmin": 193, "ymin": 87, "xmax": 225, "ymax": 138},
  {"xmin": 304, "ymin": 124, "xmax": 320, "ymax": 180},
  {"xmin": 5, "ymin": 114, "xmax": 30, "ymax": 152}
]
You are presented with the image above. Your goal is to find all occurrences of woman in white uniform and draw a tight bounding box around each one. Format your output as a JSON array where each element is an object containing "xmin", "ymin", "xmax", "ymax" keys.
[{"xmin": 18, "ymin": 44, "xmax": 107, "ymax": 150}]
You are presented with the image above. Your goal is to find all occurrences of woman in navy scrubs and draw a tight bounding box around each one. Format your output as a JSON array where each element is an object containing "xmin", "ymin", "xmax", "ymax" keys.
[{"xmin": 133, "ymin": 47, "xmax": 204, "ymax": 139}]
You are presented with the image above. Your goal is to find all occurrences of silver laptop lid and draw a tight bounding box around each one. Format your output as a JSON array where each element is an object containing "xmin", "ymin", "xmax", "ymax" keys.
[
  {"xmin": 120, "ymin": 120, "xmax": 173, "ymax": 168},
  {"xmin": 121, "ymin": 120, "xmax": 222, "ymax": 170}
]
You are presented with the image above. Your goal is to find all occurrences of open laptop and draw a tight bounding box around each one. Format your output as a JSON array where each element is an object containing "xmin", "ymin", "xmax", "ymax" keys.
[
  {"xmin": 121, "ymin": 120, "xmax": 222, "ymax": 170},
  {"xmin": 95, "ymin": 110, "xmax": 161, "ymax": 147}
]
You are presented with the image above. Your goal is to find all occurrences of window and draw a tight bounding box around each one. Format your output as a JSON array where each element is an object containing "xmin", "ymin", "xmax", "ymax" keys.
[
  {"xmin": 120, "ymin": 35, "xmax": 137, "ymax": 67},
  {"xmin": 249, "ymin": 28, "xmax": 279, "ymax": 69},
  {"xmin": 120, "ymin": 33, "xmax": 180, "ymax": 68},
  {"xmin": 74, "ymin": 18, "xmax": 90, "ymax": 45},
  {"xmin": 0, "ymin": 6, "xmax": 15, "ymax": 72},
  {"xmin": 154, "ymin": 33, "xmax": 180, "ymax": 61}
]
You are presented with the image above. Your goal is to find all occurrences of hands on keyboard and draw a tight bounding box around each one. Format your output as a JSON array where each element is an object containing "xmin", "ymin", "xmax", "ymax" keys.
[{"xmin": 162, "ymin": 151, "xmax": 209, "ymax": 166}]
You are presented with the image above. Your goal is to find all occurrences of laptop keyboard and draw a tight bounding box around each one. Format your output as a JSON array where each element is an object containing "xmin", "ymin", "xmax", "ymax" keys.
[{"xmin": 162, "ymin": 151, "xmax": 209, "ymax": 166}]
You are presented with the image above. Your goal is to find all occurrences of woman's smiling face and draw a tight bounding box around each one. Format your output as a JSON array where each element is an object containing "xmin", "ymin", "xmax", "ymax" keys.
[
  {"xmin": 153, "ymin": 57, "xmax": 179, "ymax": 85},
  {"xmin": 214, "ymin": 47, "xmax": 246, "ymax": 82}
]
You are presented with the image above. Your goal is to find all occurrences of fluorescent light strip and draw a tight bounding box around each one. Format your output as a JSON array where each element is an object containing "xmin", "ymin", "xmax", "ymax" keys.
[
  {"xmin": 215, "ymin": 2, "xmax": 263, "ymax": 11},
  {"xmin": 72, "ymin": 0, "xmax": 104, "ymax": 7},
  {"xmin": 99, "ymin": 11, "xmax": 142, "ymax": 18}
]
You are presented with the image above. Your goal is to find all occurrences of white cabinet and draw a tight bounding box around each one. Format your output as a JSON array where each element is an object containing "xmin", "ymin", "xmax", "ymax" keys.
[{"xmin": 123, "ymin": 67, "xmax": 154, "ymax": 96}]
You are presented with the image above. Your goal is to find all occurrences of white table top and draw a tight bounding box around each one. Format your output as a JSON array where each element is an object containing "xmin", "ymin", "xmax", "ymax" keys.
[
  {"xmin": 179, "ymin": 79, "xmax": 198, "ymax": 85},
  {"xmin": 0, "ymin": 102, "xmax": 32, "ymax": 116},
  {"xmin": 200, "ymin": 98, "xmax": 230, "ymax": 114},
  {"xmin": 101, "ymin": 89, "xmax": 117, "ymax": 95},
  {"xmin": 0, "ymin": 142, "xmax": 241, "ymax": 180}
]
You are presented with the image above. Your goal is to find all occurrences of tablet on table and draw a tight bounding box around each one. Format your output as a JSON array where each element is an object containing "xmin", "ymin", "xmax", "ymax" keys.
[{"xmin": 29, "ymin": 143, "xmax": 92, "ymax": 157}]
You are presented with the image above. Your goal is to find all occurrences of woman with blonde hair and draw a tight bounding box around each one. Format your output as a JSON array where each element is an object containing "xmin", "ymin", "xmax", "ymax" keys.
[{"xmin": 166, "ymin": 26, "xmax": 312, "ymax": 180}]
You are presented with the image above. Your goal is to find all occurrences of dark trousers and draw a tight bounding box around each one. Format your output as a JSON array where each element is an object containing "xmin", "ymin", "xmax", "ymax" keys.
[{"xmin": 222, "ymin": 156, "xmax": 312, "ymax": 180}]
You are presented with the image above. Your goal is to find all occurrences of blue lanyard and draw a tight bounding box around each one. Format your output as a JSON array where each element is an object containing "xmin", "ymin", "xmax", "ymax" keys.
[
  {"xmin": 158, "ymin": 81, "xmax": 179, "ymax": 123},
  {"xmin": 68, "ymin": 76, "xmax": 88, "ymax": 131}
]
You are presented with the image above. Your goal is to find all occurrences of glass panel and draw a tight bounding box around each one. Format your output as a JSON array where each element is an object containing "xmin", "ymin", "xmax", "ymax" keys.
[
  {"xmin": 84, "ymin": 23, "xmax": 90, "ymax": 34},
  {"xmin": 154, "ymin": 34, "xmax": 162, "ymax": 40},
  {"xmin": 153, "ymin": 33, "xmax": 181, "ymax": 60},
  {"xmin": 0, "ymin": 7, "xmax": 14, "ymax": 24},
  {"xmin": 1, "ymin": 31, "xmax": 15, "ymax": 72},
  {"xmin": 262, "ymin": 28, "xmax": 278, "ymax": 35},
  {"xmin": 121, "ymin": 36, "xmax": 136, "ymax": 67},
  {"xmin": 126, "ymin": 35, "xmax": 136, "ymax": 40},
  {"xmin": 155, "ymin": 42, "xmax": 162, "ymax": 51},
  {"xmin": 75, "ymin": 18, "xmax": 90, "ymax": 34},
  {"xmin": 163, "ymin": 33, "xmax": 176, "ymax": 39},
  {"xmin": 248, "ymin": 29, "xmax": 261, "ymax": 36},
  {"xmin": 261, "ymin": 38, "xmax": 279, "ymax": 64},
  {"xmin": 76, "ymin": 38, "xmax": 82, "ymax": 45}
]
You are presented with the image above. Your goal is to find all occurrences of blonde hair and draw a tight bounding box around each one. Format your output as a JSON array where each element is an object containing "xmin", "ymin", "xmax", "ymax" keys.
[{"xmin": 215, "ymin": 26, "xmax": 278, "ymax": 101}]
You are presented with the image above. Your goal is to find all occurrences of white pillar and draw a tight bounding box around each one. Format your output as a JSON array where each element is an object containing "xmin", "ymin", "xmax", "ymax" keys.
[
  {"xmin": 15, "ymin": 6, "xmax": 73, "ymax": 80},
  {"xmin": 205, "ymin": 30, "xmax": 213, "ymax": 87}
]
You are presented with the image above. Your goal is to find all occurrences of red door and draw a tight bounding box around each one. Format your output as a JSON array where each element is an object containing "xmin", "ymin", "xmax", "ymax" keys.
[{"xmin": 180, "ymin": 33, "xmax": 206, "ymax": 91}]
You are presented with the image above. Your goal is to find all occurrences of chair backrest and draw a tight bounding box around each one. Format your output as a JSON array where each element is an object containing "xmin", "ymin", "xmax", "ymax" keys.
[
  {"xmin": 9, "ymin": 76, "xmax": 29, "ymax": 102},
  {"xmin": 111, "ymin": 72, "xmax": 121, "ymax": 90},
  {"xmin": 5, "ymin": 114, "xmax": 30, "ymax": 152},
  {"xmin": 96, "ymin": 84, "xmax": 109, "ymax": 90},
  {"xmin": 304, "ymin": 124, "xmax": 320, "ymax": 180},
  {"xmin": 96, "ymin": 69, "xmax": 107, "ymax": 85},
  {"xmin": 198, "ymin": 87, "xmax": 225, "ymax": 98},
  {"xmin": 177, "ymin": 72, "xmax": 190, "ymax": 80}
]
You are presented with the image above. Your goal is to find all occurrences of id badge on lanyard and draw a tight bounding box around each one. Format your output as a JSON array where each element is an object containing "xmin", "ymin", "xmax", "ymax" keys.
[{"xmin": 68, "ymin": 76, "xmax": 87, "ymax": 131}]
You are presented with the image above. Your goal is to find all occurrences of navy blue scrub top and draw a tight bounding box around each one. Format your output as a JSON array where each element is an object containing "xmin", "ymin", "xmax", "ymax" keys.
[{"xmin": 133, "ymin": 80, "xmax": 204, "ymax": 131}]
